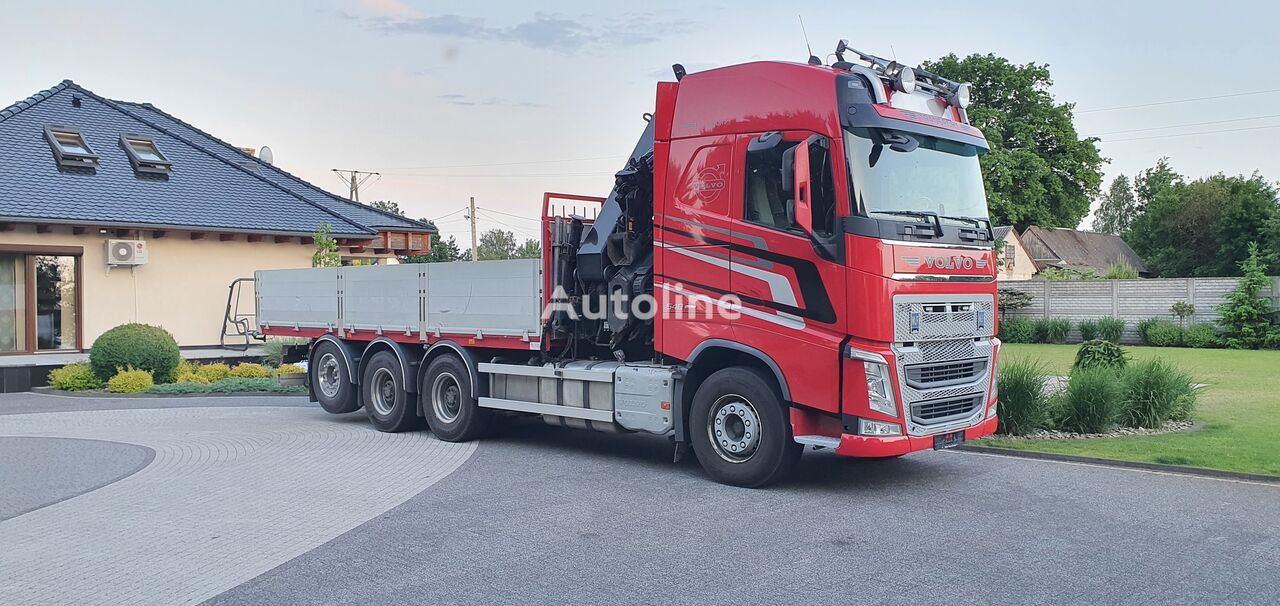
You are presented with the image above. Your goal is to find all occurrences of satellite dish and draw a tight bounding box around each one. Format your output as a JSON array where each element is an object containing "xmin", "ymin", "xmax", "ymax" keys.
[{"xmin": 259, "ymin": 146, "xmax": 274, "ymax": 165}]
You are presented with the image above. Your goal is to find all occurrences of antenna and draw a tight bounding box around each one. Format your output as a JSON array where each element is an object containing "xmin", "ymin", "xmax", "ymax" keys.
[{"xmin": 798, "ymin": 15, "xmax": 821, "ymax": 65}]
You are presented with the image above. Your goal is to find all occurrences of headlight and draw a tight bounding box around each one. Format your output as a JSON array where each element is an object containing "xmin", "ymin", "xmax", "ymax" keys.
[
  {"xmin": 895, "ymin": 66, "xmax": 916, "ymax": 94},
  {"xmin": 859, "ymin": 418, "xmax": 903, "ymax": 436},
  {"xmin": 864, "ymin": 361, "xmax": 899, "ymax": 417},
  {"xmin": 951, "ymin": 83, "xmax": 972, "ymax": 108}
]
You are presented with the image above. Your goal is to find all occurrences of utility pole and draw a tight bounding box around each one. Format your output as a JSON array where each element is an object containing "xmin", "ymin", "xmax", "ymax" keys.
[
  {"xmin": 468, "ymin": 196, "xmax": 479, "ymax": 261},
  {"xmin": 331, "ymin": 169, "xmax": 380, "ymax": 202}
]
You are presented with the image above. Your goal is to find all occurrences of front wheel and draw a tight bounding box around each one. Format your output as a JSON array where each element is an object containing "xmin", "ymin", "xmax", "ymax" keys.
[{"xmin": 689, "ymin": 367, "xmax": 801, "ymax": 487}]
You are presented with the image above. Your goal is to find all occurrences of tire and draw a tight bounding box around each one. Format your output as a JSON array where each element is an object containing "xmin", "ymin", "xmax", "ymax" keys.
[
  {"xmin": 312, "ymin": 341, "xmax": 359, "ymax": 414},
  {"xmin": 422, "ymin": 353, "xmax": 488, "ymax": 442},
  {"xmin": 689, "ymin": 367, "xmax": 802, "ymax": 487},
  {"xmin": 361, "ymin": 350, "xmax": 422, "ymax": 432}
]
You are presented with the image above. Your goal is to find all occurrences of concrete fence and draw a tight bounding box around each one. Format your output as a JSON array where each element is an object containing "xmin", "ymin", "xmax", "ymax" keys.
[{"xmin": 998, "ymin": 277, "xmax": 1280, "ymax": 344}]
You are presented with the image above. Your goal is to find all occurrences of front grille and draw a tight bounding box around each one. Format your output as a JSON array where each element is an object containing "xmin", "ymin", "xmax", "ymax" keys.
[
  {"xmin": 911, "ymin": 394, "xmax": 982, "ymax": 425},
  {"xmin": 904, "ymin": 358, "xmax": 987, "ymax": 389}
]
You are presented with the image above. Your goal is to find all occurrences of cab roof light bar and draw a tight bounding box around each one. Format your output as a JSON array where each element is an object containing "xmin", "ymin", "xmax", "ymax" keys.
[{"xmin": 834, "ymin": 40, "xmax": 972, "ymax": 110}]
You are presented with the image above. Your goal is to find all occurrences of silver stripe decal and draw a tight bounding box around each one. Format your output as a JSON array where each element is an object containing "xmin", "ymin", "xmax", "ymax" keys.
[{"xmin": 662, "ymin": 215, "xmax": 769, "ymax": 250}]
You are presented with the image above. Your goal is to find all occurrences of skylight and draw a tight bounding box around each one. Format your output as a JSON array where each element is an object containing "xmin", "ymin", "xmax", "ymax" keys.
[
  {"xmin": 120, "ymin": 134, "xmax": 172, "ymax": 175},
  {"xmin": 44, "ymin": 126, "xmax": 99, "ymax": 168}
]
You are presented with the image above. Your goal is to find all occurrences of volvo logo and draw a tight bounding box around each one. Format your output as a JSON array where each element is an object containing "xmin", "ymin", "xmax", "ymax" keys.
[{"xmin": 924, "ymin": 255, "xmax": 975, "ymax": 270}]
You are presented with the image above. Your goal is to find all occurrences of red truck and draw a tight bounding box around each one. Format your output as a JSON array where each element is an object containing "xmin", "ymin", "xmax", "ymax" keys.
[{"xmin": 253, "ymin": 42, "xmax": 1001, "ymax": 487}]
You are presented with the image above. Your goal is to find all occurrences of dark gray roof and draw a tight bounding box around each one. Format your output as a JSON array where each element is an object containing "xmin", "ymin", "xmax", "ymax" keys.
[
  {"xmin": 992, "ymin": 225, "xmax": 1013, "ymax": 242},
  {"xmin": 1020, "ymin": 226, "xmax": 1150, "ymax": 275},
  {"xmin": 0, "ymin": 80, "xmax": 434, "ymax": 237}
]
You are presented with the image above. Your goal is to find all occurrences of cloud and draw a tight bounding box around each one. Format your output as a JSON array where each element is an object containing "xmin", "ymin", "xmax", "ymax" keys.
[
  {"xmin": 358, "ymin": 0, "xmax": 422, "ymax": 20},
  {"xmin": 365, "ymin": 11, "xmax": 691, "ymax": 52},
  {"xmin": 437, "ymin": 93, "xmax": 545, "ymax": 108}
]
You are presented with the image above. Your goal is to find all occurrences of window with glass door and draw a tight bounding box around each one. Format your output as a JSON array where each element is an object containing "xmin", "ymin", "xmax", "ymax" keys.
[{"xmin": 0, "ymin": 250, "xmax": 80, "ymax": 353}]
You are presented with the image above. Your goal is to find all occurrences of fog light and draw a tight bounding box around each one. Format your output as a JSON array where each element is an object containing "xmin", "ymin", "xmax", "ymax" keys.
[{"xmin": 859, "ymin": 418, "xmax": 903, "ymax": 436}]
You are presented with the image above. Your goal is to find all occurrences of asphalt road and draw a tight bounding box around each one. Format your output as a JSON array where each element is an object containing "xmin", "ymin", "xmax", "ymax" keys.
[{"xmin": 2, "ymin": 392, "xmax": 1277, "ymax": 605}]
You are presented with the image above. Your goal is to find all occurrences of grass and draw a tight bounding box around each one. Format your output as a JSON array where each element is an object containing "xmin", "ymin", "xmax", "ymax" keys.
[{"xmin": 981, "ymin": 344, "xmax": 1280, "ymax": 477}]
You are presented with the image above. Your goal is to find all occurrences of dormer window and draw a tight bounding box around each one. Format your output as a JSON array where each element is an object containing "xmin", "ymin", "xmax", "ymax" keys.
[
  {"xmin": 45, "ymin": 126, "xmax": 99, "ymax": 168},
  {"xmin": 120, "ymin": 134, "xmax": 172, "ymax": 175}
]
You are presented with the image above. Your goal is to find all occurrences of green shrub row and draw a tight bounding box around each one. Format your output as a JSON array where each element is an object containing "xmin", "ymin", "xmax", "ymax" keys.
[
  {"xmin": 999, "ymin": 318, "xmax": 1124, "ymax": 344},
  {"xmin": 1136, "ymin": 320, "xmax": 1224, "ymax": 348},
  {"xmin": 996, "ymin": 343, "xmax": 1197, "ymax": 436},
  {"xmin": 146, "ymin": 377, "xmax": 306, "ymax": 395}
]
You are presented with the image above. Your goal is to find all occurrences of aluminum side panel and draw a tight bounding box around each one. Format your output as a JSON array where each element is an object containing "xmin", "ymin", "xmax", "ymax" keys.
[
  {"xmin": 341, "ymin": 264, "xmax": 423, "ymax": 333},
  {"xmin": 255, "ymin": 268, "xmax": 338, "ymax": 330},
  {"xmin": 426, "ymin": 259, "xmax": 541, "ymax": 336}
]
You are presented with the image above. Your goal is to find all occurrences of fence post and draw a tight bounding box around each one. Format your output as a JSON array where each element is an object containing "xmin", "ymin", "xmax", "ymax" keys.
[
  {"xmin": 1111, "ymin": 280, "xmax": 1119, "ymax": 318},
  {"xmin": 1187, "ymin": 278, "xmax": 1197, "ymax": 323},
  {"xmin": 1042, "ymin": 281, "xmax": 1051, "ymax": 319}
]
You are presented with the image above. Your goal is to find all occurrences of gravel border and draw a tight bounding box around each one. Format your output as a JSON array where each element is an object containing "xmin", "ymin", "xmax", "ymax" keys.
[{"xmin": 31, "ymin": 386, "xmax": 306, "ymax": 399}]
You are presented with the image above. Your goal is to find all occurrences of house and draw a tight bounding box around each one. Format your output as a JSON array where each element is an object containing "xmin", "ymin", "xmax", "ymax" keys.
[
  {"xmin": 992, "ymin": 226, "xmax": 1036, "ymax": 281},
  {"xmin": 0, "ymin": 80, "xmax": 436, "ymax": 357},
  {"xmin": 1019, "ymin": 226, "xmax": 1150, "ymax": 277}
]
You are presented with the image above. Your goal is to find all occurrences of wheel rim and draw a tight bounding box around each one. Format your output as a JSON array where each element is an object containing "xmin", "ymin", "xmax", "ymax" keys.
[
  {"xmin": 369, "ymin": 368, "xmax": 397, "ymax": 416},
  {"xmin": 708, "ymin": 394, "xmax": 762, "ymax": 463},
  {"xmin": 431, "ymin": 371, "xmax": 463, "ymax": 424},
  {"xmin": 317, "ymin": 353, "xmax": 341, "ymax": 399}
]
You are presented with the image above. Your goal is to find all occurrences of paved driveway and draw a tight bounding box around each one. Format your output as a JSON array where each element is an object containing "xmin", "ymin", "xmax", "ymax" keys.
[{"xmin": 2, "ymin": 392, "xmax": 1278, "ymax": 605}]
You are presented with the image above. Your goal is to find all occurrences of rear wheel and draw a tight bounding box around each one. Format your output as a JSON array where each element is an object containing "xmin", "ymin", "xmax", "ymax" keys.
[
  {"xmin": 361, "ymin": 350, "xmax": 422, "ymax": 432},
  {"xmin": 422, "ymin": 354, "xmax": 488, "ymax": 442},
  {"xmin": 312, "ymin": 341, "xmax": 359, "ymax": 414},
  {"xmin": 690, "ymin": 367, "xmax": 801, "ymax": 487}
]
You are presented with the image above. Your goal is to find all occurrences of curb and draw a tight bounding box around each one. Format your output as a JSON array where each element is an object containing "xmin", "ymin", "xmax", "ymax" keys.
[
  {"xmin": 31, "ymin": 386, "xmax": 307, "ymax": 399},
  {"xmin": 959, "ymin": 445, "xmax": 1280, "ymax": 485}
]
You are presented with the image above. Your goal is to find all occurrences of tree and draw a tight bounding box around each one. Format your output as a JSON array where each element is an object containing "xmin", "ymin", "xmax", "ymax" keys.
[
  {"xmin": 1091, "ymin": 175, "xmax": 1137, "ymax": 235},
  {"xmin": 312, "ymin": 224, "xmax": 340, "ymax": 267},
  {"xmin": 476, "ymin": 229, "xmax": 518, "ymax": 260},
  {"xmin": 513, "ymin": 238, "xmax": 541, "ymax": 259},
  {"xmin": 1133, "ymin": 158, "xmax": 1182, "ymax": 211},
  {"xmin": 1126, "ymin": 170, "xmax": 1279, "ymax": 277},
  {"xmin": 924, "ymin": 54, "xmax": 1105, "ymax": 230},
  {"xmin": 1217, "ymin": 243, "xmax": 1278, "ymax": 349},
  {"xmin": 369, "ymin": 200, "xmax": 404, "ymax": 216}
]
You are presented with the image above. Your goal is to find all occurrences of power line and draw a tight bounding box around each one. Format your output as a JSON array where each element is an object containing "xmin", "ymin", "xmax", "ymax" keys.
[
  {"xmin": 374, "ymin": 155, "xmax": 627, "ymax": 172},
  {"xmin": 1078, "ymin": 88, "xmax": 1280, "ymax": 113},
  {"xmin": 1102, "ymin": 123, "xmax": 1280, "ymax": 143},
  {"xmin": 478, "ymin": 206, "xmax": 540, "ymax": 223},
  {"xmin": 1090, "ymin": 113, "xmax": 1280, "ymax": 136},
  {"xmin": 331, "ymin": 169, "xmax": 380, "ymax": 201},
  {"xmin": 377, "ymin": 172, "xmax": 615, "ymax": 179}
]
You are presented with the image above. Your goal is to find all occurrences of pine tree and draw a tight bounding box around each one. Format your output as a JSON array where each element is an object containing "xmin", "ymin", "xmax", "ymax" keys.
[
  {"xmin": 1217, "ymin": 243, "xmax": 1278, "ymax": 349},
  {"xmin": 1091, "ymin": 175, "xmax": 1137, "ymax": 235}
]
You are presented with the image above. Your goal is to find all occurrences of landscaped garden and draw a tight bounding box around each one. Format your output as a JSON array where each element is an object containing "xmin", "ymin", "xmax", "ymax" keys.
[{"xmin": 46, "ymin": 323, "xmax": 306, "ymax": 396}]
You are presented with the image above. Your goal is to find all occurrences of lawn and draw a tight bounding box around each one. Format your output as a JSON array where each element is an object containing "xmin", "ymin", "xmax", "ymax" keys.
[{"xmin": 980, "ymin": 344, "xmax": 1280, "ymax": 477}]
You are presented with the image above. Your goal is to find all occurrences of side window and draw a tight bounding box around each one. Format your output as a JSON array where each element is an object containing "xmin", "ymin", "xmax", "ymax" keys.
[
  {"xmin": 743, "ymin": 140, "xmax": 798, "ymax": 231},
  {"xmin": 743, "ymin": 136, "xmax": 837, "ymax": 238}
]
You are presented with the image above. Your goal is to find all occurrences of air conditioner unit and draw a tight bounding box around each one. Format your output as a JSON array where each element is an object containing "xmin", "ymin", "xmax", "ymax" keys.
[{"xmin": 106, "ymin": 239, "xmax": 149, "ymax": 266}]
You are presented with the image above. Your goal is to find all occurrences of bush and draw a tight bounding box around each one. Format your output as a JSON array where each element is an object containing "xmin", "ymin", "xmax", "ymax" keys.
[
  {"xmin": 1136, "ymin": 318, "xmax": 1160, "ymax": 344},
  {"xmin": 1096, "ymin": 317, "xmax": 1126, "ymax": 343},
  {"xmin": 174, "ymin": 371, "xmax": 211, "ymax": 384},
  {"xmin": 228, "ymin": 362, "xmax": 270, "ymax": 379},
  {"xmin": 1183, "ymin": 323, "xmax": 1221, "ymax": 348},
  {"xmin": 276, "ymin": 363, "xmax": 305, "ymax": 375},
  {"xmin": 1074, "ymin": 340, "xmax": 1127, "ymax": 370},
  {"xmin": 1144, "ymin": 321, "xmax": 1184, "ymax": 347},
  {"xmin": 1033, "ymin": 318, "xmax": 1072, "ymax": 344},
  {"xmin": 175, "ymin": 359, "xmax": 197, "ymax": 377},
  {"xmin": 997, "ymin": 288, "xmax": 1033, "ymax": 314},
  {"xmin": 1170, "ymin": 301, "xmax": 1195, "ymax": 328},
  {"xmin": 107, "ymin": 367, "xmax": 154, "ymax": 393},
  {"xmin": 1121, "ymin": 359, "xmax": 1196, "ymax": 428},
  {"xmin": 1059, "ymin": 367, "xmax": 1124, "ymax": 433},
  {"xmin": 146, "ymin": 377, "xmax": 306, "ymax": 395},
  {"xmin": 1103, "ymin": 261, "xmax": 1138, "ymax": 280},
  {"xmin": 89, "ymin": 324, "xmax": 180, "ymax": 383},
  {"xmin": 263, "ymin": 338, "xmax": 309, "ymax": 367},
  {"xmin": 995, "ymin": 358, "xmax": 1048, "ymax": 435},
  {"xmin": 998, "ymin": 318, "xmax": 1036, "ymax": 343},
  {"xmin": 48, "ymin": 363, "xmax": 102, "ymax": 391},
  {"xmin": 197, "ymin": 362, "xmax": 232, "ymax": 383},
  {"xmin": 1217, "ymin": 243, "xmax": 1277, "ymax": 349},
  {"xmin": 1078, "ymin": 319, "xmax": 1100, "ymax": 342}
]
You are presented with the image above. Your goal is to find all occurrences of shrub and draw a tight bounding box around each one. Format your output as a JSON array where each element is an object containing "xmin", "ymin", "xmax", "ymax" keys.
[
  {"xmin": 1121, "ymin": 359, "xmax": 1196, "ymax": 428},
  {"xmin": 146, "ymin": 376, "xmax": 306, "ymax": 395},
  {"xmin": 1182, "ymin": 323, "xmax": 1220, "ymax": 348},
  {"xmin": 1096, "ymin": 317, "xmax": 1126, "ymax": 343},
  {"xmin": 1136, "ymin": 318, "xmax": 1160, "ymax": 344},
  {"xmin": 197, "ymin": 362, "xmax": 232, "ymax": 383},
  {"xmin": 107, "ymin": 367, "xmax": 154, "ymax": 393},
  {"xmin": 1033, "ymin": 318, "xmax": 1072, "ymax": 344},
  {"xmin": 1217, "ymin": 242, "xmax": 1277, "ymax": 349},
  {"xmin": 997, "ymin": 288, "xmax": 1033, "ymax": 314},
  {"xmin": 175, "ymin": 371, "xmax": 211, "ymax": 384},
  {"xmin": 276, "ymin": 363, "xmax": 305, "ymax": 375},
  {"xmin": 1059, "ymin": 367, "xmax": 1124, "ymax": 433},
  {"xmin": 1170, "ymin": 301, "xmax": 1196, "ymax": 328},
  {"xmin": 228, "ymin": 362, "xmax": 270, "ymax": 379},
  {"xmin": 262, "ymin": 338, "xmax": 308, "ymax": 367},
  {"xmin": 1078, "ymin": 319, "xmax": 1100, "ymax": 342},
  {"xmin": 1074, "ymin": 340, "xmax": 1127, "ymax": 370},
  {"xmin": 48, "ymin": 363, "xmax": 102, "ymax": 391},
  {"xmin": 1103, "ymin": 261, "xmax": 1138, "ymax": 280},
  {"xmin": 998, "ymin": 318, "xmax": 1036, "ymax": 343},
  {"xmin": 175, "ymin": 359, "xmax": 198, "ymax": 377},
  {"xmin": 89, "ymin": 324, "xmax": 180, "ymax": 383},
  {"xmin": 995, "ymin": 358, "xmax": 1048, "ymax": 435},
  {"xmin": 1144, "ymin": 321, "xmax": 1184, "ymax": 347}
]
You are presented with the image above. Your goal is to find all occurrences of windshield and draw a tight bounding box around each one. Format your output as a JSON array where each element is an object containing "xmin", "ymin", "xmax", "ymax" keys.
[{"xmin": 844, "ymin": 128, "xmax": 989, "ymax": 225}]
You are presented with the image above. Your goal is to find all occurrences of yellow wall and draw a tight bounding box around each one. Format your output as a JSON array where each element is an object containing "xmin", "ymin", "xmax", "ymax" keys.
[
  {"xmin": 997, "ymin": 232, "xmax": 1037, "ymax": 281},
  {"xmin": 2, "ymin": 225, "xmax": 315, "ymax": 347}
]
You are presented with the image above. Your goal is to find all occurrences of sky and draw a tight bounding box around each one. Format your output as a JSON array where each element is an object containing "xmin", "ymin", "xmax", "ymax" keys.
[{"xmin": 3, "ymin": 0, "xmax": 1279, "ymax": 243}]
